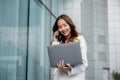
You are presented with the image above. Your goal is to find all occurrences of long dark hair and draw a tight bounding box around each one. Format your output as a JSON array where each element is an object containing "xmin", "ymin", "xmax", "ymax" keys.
[{"xmin": 52, "ymin": 14, "xmax": 80, "ymax": 43}]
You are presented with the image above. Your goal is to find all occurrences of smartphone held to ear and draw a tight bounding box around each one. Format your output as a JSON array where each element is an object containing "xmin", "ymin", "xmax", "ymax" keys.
[{"xmin": 55, "ymin": 32, "xmax": 61, "ymax": 42}]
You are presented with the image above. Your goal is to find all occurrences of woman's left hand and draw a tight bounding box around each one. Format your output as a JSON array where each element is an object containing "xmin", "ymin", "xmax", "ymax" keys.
[{"xmin": 65, "ymin": 63, "xmax": 72, "ymax": 71}]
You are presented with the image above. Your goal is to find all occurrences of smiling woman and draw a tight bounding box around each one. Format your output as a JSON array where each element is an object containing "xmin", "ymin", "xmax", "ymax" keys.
[{"xmin": 50, "ymin": 14, "xmax": 88, "ymax": 80}]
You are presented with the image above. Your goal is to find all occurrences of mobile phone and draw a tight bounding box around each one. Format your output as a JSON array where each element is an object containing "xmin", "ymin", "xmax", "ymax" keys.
[{"xmin": 55, "ymin": 31, "xmax": 61, "ymax": 42}]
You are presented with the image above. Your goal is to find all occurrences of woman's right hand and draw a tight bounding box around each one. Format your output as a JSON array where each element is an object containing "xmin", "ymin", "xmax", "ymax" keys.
[{"xmin": 53, "ymin": 31, "xmax": 59, "ymax": 42}]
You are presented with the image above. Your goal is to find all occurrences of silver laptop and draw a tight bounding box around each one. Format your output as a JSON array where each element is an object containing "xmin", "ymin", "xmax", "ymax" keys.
[{"xmin": 47, "ymin": 42, "xmax": 83, "ymax": 67}]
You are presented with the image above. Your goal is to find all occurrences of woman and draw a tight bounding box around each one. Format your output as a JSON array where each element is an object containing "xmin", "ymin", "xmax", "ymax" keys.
[{"xmin": 50, "ymin": 14, "xmax": 88, "ymax": 80}]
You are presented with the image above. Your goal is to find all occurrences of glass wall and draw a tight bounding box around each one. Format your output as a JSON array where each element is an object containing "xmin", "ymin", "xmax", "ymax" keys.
[
  {"xmin": 27, "ymin": 0, "xmax": 52, "ymax": 80},
  {"xmin": 0, "ymin": 0, "xmax": 28, "ymax": 80},
  {"xmin": 0, "ymin": 0, "xmax": 56, "ymax": 80}
]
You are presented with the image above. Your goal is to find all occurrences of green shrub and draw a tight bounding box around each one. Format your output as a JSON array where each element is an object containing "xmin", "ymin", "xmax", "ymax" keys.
[{"xmin": 112, "ymin": 70, "xmax": 120, "ymax": 80}]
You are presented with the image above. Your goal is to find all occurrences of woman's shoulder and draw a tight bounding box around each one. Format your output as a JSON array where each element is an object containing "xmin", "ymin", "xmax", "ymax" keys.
[
  {"xmin": 72, "ymin": 35, "xmax": 83, "ymax": 42},
  {"xmin": 77, "ymin": 34, "xmax": 84, "ymax": 40}
]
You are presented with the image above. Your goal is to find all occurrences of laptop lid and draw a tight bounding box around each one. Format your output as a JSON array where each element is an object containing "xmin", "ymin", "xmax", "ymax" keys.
[{"xmin": 47, "ymin": 42, "xmax": 83, "ymax": 67}]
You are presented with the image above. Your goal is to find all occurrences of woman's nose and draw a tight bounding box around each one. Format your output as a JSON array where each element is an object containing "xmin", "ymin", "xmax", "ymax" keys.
[{"xmin": 61, "ymin": 26, "xmax": 65, "ymax": 31}]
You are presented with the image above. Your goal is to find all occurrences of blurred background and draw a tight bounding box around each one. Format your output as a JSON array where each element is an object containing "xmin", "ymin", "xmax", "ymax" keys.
[{"xmin": 0, "ymin": 0, "xmax": 120, "ymax": 80}]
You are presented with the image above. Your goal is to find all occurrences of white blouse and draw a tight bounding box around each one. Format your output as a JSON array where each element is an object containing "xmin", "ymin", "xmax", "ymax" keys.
[{"xmin": 51, "ymin": 35, "xmax": 88, "ymax": 80}]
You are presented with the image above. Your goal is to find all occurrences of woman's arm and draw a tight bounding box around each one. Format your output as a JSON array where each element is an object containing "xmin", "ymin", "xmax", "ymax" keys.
[{"xmin": 67, "ymin": 35, "xmax": 88, "ymax": 76}]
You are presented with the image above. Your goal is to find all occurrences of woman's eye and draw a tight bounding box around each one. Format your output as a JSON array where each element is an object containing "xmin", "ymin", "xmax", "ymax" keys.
[
  {"xmin": 58, "ymin": 26, "xmax": 62, "ymax": 29},
  {"xmin": 64, "ymin": 25, "xmax": 67, "ymax": 27},
  {"xmin": 63, "ymin": 24, "xmax": 67, "ymax": 27}
]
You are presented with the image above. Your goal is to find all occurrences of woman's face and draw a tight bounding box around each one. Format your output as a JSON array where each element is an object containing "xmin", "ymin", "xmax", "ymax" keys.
[{"xmin": 57, "ymin": 19, "xmax": 71, "ymax": 37}]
